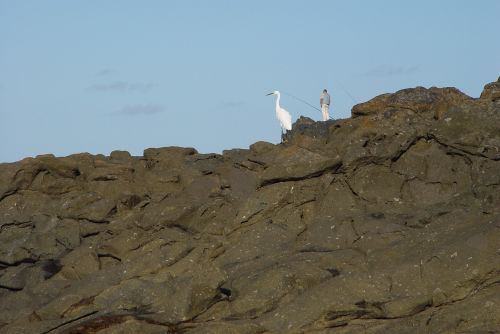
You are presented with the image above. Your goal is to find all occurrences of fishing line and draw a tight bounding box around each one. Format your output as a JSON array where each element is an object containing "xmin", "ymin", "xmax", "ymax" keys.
[
  {"xmin": 336, "ymin": 83, "xmax": 358, "ymax": 104},
  {"xmin": 282, "ymin": 82, "xmax": 358, "ymax": 120},
  {"xmin": 281, "ymin": 91, "xmax": 334, "ymax": 120},
  {"xmin": 282, "ymin": 91, "xmax": 321, "ymax": 112}
]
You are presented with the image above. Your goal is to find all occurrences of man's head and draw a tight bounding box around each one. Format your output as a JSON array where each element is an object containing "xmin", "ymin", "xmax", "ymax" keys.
[{"xmin": 323, "ymin": 89, "xmax": 327, "ymax": 93}]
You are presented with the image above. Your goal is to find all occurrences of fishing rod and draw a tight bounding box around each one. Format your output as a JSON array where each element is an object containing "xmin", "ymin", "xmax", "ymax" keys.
[
  {"xmin": 282, "ymin": 91, "xmax": 321, "ymax": 112},
  {"xmin": 281, "ymin": 91, "xmax": 334, "ymax": 120},
  {"xmin": 282, "ymin": 83, "xmax": 359, "ymax": 120}
]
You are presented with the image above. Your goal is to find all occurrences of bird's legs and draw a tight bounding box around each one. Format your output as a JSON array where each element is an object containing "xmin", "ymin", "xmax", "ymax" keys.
[{"xmin": 281, "ymin": 129, "xmax": 287, "ymax": 144}]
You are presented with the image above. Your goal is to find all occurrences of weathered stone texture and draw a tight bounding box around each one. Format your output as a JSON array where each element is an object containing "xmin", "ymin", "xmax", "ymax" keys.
[{"xmin": 0, "ymin": 79, "xmax": 499, "ymax": 333}]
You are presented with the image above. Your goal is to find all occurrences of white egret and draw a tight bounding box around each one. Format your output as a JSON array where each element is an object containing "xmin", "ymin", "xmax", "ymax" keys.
[{"xmin": 266, "ymin": 90, "xmax": 292, "ymax": 141}]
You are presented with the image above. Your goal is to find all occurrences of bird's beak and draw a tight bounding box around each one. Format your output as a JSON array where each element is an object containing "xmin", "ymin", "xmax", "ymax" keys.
[{"xmin": 266, "ymin": 92, "xmax": 273, "ymax": 96}]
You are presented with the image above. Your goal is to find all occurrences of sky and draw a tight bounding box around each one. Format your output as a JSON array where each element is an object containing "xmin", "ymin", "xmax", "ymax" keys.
[{"xmin": 1, "ymin": 0, "xmax": 499, "ymax": 163}]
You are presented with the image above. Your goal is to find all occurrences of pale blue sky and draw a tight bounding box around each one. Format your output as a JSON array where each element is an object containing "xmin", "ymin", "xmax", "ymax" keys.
[{"xmin": 1, "ymin": 1, "xmax": 499, "ymax": 162}]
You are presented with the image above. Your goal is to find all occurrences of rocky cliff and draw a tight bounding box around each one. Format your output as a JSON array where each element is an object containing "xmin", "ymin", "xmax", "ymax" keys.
[{"xmin": 1, "ymin": 78, "xmax": 499, "ymax": 334}]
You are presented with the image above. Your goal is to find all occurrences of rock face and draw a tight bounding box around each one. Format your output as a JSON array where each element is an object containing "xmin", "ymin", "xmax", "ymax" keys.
[
  {"xmin": 480, "ymin": 76, "xmax": 500, "ymax": 102},
  {"xmin": 0, "ymin": 79, "xmax": 499, "ymax": 334}
]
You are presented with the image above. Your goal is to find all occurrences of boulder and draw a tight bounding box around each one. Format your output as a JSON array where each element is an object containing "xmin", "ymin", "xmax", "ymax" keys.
[
  {"xmin": 480, "ymin": 76, "xmax": 500, "ymax": 101},
  {"xmin": 351, "ymin": 86, "xmax": 473, "ymax": 119}
]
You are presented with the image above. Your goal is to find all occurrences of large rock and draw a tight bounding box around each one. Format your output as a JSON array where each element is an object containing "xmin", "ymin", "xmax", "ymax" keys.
[
  {"xmin": 351, "ymin": 86, "xmax": 473, "ymax": 120},
  {"xmin": 0, "ymin": 78, "xmax": 499, "ymax": 334},
  {"xmin": 480, "ymin": 76, "xmax": 500, "ymax": 101}
]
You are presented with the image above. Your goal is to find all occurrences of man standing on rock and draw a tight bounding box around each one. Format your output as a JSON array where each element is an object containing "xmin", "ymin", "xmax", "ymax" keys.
[{"xmin": 320, "ymin": 89, "xmax": 331, "ymax": 121}]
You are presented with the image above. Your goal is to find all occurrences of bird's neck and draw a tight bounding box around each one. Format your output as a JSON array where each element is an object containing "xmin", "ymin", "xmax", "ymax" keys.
[{"xmin": 275, "ymin": 93, "xmax": 281, "ymax": 110}]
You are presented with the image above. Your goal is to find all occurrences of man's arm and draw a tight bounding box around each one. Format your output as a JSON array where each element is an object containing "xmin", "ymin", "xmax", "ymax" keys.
[{"xmin": 320, "ymin": 95, "xmax": 324, "ymax": 106}]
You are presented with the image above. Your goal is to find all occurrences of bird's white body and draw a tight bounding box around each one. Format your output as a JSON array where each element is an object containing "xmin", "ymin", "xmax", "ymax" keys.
[{"xmin": 268, "ymin": 91, "xmax": 292, "ymax": 132}]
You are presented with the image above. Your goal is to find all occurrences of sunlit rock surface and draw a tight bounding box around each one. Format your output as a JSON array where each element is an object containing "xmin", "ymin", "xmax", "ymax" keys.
[{"xmin": 0, "ymin": 78, "xmax": 499, "ymax": 333}]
